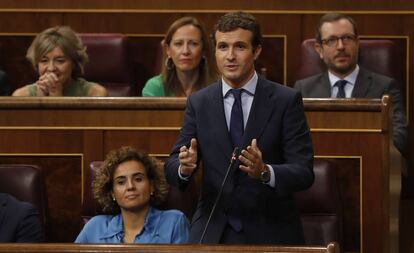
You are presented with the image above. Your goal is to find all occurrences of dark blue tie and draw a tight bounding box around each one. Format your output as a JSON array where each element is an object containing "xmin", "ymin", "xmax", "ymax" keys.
[
  {"xmin": 335, "ymin": 80, "xmax": 347, "ymax": 98},
  {"xmin": 228, "ymin": 89, "xmax": 244, "ymax": 232},
  {"xmin": 229, "ymin": 89, "xmax": 244, "ymax": 148}
]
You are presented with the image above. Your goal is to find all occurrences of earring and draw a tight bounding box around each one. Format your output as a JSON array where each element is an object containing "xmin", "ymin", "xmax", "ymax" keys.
[
  {"xmin": 165, "ymin": 57, "xmax": 175, "ymax": 70},
  {"xmin": 112, "ymin": 196, "xmax": 116, "ymax": 201},
  {"xmin": 200, "ymin": 55, "xmax": 206, "ymax": 67},
  {"xmin": 150, "ymin": 192, "xmax": 154, "ymax": 196}
]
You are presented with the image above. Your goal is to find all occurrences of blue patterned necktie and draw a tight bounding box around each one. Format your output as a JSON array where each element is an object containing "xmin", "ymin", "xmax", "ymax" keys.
[
  {"xmin": 229, "ymin": 89, "xmax": 244, "ymax": 148},
  {"xmin": 335, "ymin": 80, "xmax": 347, "ymax": 98}
]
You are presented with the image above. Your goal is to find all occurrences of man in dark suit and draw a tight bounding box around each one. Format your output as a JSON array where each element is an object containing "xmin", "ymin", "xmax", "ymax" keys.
[
  {"xmin": 294, "ymin": 12, "xmax": 407, "ymax": 156},
  {"xmin": 0, "ymin": 193, "xmax": 43, "ymax": 242},
  {"xmin": 165, "ymin": 11, "xmax": 314, "ymax": 244}
]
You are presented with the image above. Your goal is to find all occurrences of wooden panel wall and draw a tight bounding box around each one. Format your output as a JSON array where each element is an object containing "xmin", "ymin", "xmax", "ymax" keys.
[
  {"xmin": 0, "ymin": 97, "xmax": 398, "ymax": 253},
  {"xmin": 0, "ymin": 0, "xmax": 414, "ymax": 10}
]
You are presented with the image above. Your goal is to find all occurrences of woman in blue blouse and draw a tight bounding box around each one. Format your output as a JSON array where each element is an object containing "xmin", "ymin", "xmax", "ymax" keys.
[{"xmin": 75, "ymin": 146, "xmax": 189, "ymax": 243}]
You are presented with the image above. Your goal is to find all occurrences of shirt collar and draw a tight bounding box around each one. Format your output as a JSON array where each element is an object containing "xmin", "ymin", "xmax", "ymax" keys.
[
  {"xmin": 222, "ymin": 71, "xmax": 258, "ymax": 97},
  {"xmin": 328, "ymin": 64, "xmax": 359, "ymax": 88},
  {"xmin": 100, "ymin": 206, "xmax": 161, "ymax": 240}
]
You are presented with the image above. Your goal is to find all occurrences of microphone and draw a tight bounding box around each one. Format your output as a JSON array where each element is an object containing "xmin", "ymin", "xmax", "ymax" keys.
[{"xmin": 199, "ymin": 147, "xmax": 240, "ymax": 244}]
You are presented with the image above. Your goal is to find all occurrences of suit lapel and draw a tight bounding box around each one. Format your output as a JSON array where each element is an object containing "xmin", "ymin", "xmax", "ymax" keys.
[
  {"xmin": 243, "ymin": 78, "xmax": 275, "ymax": 148},
  {"xmin": 352, "ymin": 68, "xmax": 372, "ymax": 97},
  {"xmin": 209, "ymin": 81, "xmax": 234, "ymax": 157},
  {"xmin": 319, "ymin": 72, "xmax": 332, "ymax": 97},
  {"xmin": 234, "ymin": 78, "xmax": 276, "ymax": 183}
]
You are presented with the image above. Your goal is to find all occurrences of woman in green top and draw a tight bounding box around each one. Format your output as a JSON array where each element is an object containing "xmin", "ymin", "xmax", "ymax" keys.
[
  {"xmin": 12, "ymin": 26, "xmax": 107, "ymax": 97},
  {"xmin": 142, "ymin": 17, "xmax": 218, "ymax": 97}
]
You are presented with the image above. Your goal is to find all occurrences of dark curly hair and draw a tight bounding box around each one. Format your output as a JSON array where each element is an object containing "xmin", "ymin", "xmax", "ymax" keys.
[{"xmin": 93, "ymin": 146, "xmax": 168, "ymax": 214}]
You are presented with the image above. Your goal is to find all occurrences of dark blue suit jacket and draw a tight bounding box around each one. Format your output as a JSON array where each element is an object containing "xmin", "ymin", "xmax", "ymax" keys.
[
  {"xmin": 165, "ymin": 77, "xmax": 314, "ymax": 244},
  {"xmin": 0, "ymin": 193, "xmax": 43, "ymax": 242}
]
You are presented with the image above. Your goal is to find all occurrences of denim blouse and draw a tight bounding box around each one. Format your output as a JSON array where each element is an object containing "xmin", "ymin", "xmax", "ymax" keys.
[{"xmin": 75, "ymin": 207, "xmax": 189, "ymax": 243}]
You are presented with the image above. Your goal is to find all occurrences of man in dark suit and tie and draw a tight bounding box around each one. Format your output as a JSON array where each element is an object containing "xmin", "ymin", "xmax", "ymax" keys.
[
  {"xmin": 165, "ymin": 11, "xmax": 314, "ymax": 244},
  {"xmin": 0, "ymin": 193, "xmax": 43, "ymax": 242},
  {"xmin": 294, "ymin": 12, "xmax": 407, "ymax": 156}
]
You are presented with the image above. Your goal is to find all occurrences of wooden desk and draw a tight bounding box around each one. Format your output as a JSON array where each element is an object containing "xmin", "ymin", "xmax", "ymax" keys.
[
  {"xmin": 0, "ymin": 243, "xmax": 339, "ymax": 253},
  {"xmin": 303, "ymin": 97, "xmax": 400, "ymax": 253},
  {"xmin": 0, "ymin": 97, "xmax": 398, "ymax": 253}
]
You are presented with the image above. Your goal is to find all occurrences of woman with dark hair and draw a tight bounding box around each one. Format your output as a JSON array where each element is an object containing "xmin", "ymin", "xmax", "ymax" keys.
[
  {"xmin": 75, "ymin": 146, "xmax": 189, "ymax": 243},
  {"xmin": 142, "ymin": 16, "xmax": 217, "ymax": 97}
]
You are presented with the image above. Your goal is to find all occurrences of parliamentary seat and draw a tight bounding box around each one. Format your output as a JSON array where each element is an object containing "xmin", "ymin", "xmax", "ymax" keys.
[
  {"xmin": 80, "ymin": 34, "xmax": 135, "ymax": 96},
  {"xmin": 0, "ymin": 164, "xmax": 48, "ymax": 239},
  {"xmin": 294, "ymin": 159, "xmax": 343, "ymax": 248}
]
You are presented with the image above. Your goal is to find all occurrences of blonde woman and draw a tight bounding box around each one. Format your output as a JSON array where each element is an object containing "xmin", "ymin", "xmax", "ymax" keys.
[{"xmin": 13, "ymin": 26, "xmax": 107, "ymax": 96}]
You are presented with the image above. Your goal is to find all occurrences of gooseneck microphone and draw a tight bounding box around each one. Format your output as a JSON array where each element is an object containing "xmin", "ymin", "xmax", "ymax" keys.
[{"xmin": 199, "ymin": 147, "xmax": 240, "ymax": 244}]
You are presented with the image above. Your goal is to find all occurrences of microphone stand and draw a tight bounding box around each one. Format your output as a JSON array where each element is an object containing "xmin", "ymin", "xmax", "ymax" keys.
[{"xmin": 199, "ymin": 147, "xmax": 240, "ymax": 244}]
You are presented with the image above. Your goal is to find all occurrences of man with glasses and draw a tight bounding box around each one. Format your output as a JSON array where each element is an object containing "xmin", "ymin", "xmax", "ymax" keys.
[{"xmin": 294, "ymin": 12, "xmax": 407, "ymax": 156}]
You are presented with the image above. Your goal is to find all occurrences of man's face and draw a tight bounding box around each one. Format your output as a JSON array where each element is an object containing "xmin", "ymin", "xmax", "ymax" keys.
[
  {"xmin": 315, "ymin": 18, "xmax": 359, "ymax": 78},
  {"xmin": 215, "ymin": 28, "xmax": 261, "ymax": 88}
]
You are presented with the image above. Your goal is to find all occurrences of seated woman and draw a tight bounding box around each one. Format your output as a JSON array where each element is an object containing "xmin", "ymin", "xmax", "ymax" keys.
[
  {"xmin": 75, "ymin": 146, "xmax": 189, "ymax": 243},
  {"xmin": 12, "ymin": 26, "xmax": 107, "ymax": 96},
  {"xmin": 142, "ymin": 16, "xmax": 217, "ymax": 97}
]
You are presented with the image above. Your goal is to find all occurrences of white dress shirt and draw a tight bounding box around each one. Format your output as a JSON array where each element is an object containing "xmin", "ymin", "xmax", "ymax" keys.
[{"xmin": 329, "ymin": 64, "xmax": 359, "ymax": 98}]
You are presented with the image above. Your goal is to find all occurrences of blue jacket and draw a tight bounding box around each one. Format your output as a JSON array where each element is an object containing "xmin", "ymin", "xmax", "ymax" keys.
[{"xmin": 75, "ymin": 207, "xmax": 189, "ymax": 243}]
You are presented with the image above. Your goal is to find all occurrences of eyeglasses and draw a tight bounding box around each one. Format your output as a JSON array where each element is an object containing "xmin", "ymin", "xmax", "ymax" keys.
[{"xmin": 320, "ymin": 35, "xmax": 357, "ymax": 47}]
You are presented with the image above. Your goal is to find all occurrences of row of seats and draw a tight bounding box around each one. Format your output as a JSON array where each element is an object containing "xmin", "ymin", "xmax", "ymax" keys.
[
  {"xmin": 0, "ymin": 159, "xmax": 343, "ymax": 247},
  {"xmin": 78, "ymin": 34, "xmax": 401, "ymax": 97},
  {"xmin": 91, "ymin": 159, "xmax": 343, "ymax": 245}
]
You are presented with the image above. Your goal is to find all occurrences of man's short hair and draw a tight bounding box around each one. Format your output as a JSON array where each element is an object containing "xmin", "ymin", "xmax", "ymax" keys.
[
  {"xmin": 213, "ymin": 11, "xmax": 262, "ymax": 50},
  {"xmin": 315, "ymin": 12, "xmax": 358, "ymax": 43}
]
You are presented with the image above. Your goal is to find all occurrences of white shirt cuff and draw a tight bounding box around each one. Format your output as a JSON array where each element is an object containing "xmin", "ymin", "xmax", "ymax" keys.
[
  {"xmin": 178, "ymin": 164, "xmax": 191, "ymax": 181},
  {"xmin": 266, "ymin": 164, "xmax": 276, "ymax": 187}
]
